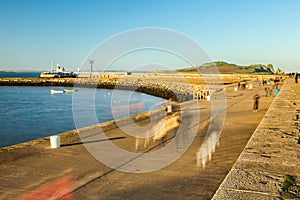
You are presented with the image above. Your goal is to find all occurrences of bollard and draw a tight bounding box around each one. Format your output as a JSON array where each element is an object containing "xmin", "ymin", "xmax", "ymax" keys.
[
  {"xmin": 206, "ymin": 95, "xmax": 211, "ymax": 101},
  {"xmin": 50, "ymin": 135, "xmax": 60, "ymax": 148},
  {"xmin": 166, "ymin": 105, "xmax": 173, "ymax": 114}
]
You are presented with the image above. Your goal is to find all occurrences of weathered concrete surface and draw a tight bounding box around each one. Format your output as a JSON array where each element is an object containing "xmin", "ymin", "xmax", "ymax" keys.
[{"xmin": 213, "ymin": 78, "xmax": 300, "ymax": 200}]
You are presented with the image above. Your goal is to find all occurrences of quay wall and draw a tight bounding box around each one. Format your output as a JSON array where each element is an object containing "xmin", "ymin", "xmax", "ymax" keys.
[
  {"xmin": 212, "ymin": 78, "xmax": 300, "ymax": 199},
  {"xmin": 0, "ymin": 98, "xmax": 184, "ymax": 164}
]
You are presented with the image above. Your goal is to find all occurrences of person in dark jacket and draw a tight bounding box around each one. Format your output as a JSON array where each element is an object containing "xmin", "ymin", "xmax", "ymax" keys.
[{"xmin": 253, "ymin": 94, "xmax": 260, "ymax": 112}]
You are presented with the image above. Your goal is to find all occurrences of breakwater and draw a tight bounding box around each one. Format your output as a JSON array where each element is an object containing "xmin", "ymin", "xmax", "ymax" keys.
[
  {"xmin": 212, "ymin": 78, "xmax": 300, "ymax": 199},
  {"xmin": 0, "ymin": 78, "xmax": 194, "ymax": 102}
]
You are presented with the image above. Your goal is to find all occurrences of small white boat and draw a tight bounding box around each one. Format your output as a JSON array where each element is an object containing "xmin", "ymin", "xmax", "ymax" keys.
[
  {"xmin": 63, "ymin": 89, "xmax": 78, "ymax": 93},
  {"xmin": 50, "ymin": 89, "xmax": 64, "ymax": 94}
]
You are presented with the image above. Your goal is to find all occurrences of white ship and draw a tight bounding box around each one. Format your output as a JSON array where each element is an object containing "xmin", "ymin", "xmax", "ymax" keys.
[{"xmin": 40, "ymin": 64, "xmax": 77, "ymax": 78}]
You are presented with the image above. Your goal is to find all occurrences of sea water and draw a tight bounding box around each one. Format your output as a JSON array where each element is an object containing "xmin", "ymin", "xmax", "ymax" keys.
[
  {"xmin": 0, "ymin": 71, "xmax": 40, "ymax": 78},
  {"xmin": 0, "ymin": 86, "xmax": 165, "ymax": 148}
]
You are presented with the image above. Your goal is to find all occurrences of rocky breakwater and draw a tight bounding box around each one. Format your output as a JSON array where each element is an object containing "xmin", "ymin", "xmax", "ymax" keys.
[
  {"xmin": 0, "ymin": 78, "xmax": 75, "ymax": 87},
  {"xmin": 212, "ymin": 77, "xmax": 300, "ymax": 199},
  {"xmin": 0, "ymin": 77, "xmax": 195, "ymax": 102},
  {"xmin": 114, "ymin": 78, "xmax": 194, "ymax": 102}
]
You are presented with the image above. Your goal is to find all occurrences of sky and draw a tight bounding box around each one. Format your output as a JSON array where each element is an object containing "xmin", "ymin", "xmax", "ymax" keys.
[{"xmin": 0, "ymin": 0, "xmax": 299, "ymax": 72}]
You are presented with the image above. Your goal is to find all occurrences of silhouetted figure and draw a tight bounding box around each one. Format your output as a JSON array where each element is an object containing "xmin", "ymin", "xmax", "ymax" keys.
[
  {"xmin": 295, "ymin": 72, "xmax": 298, "ymax": 83},
  {"xmin": 274, "ymin": 77, "xmax": 280, "ymax": 85},
  {"xmin": 253, "ymin": 94, "xmax": 260, "ymax": 112}
]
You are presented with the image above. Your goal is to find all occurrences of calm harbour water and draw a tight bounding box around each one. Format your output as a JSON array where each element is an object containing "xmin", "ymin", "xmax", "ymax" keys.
[
  {"xmin": 0, "ymin": 71, "xmax": 40, "ymax": 78},
  {"xmin": 0, "ymin": 86, "xmax": 165, "ymax": 148}
]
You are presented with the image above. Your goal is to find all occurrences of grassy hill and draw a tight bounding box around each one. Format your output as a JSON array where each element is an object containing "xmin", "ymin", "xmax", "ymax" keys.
[{"xmin": 178, "ymin": 61, "xmax": 279, "ymax": 74}]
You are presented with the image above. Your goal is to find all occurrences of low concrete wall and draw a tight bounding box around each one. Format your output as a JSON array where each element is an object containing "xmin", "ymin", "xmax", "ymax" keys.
[
  {"xmin": 212, "ymin": 78, "xmax": 300, "ymax": 199},
  {"xmin": 0, "ymin": 99, "xmax": 184, "ymax": 164}
]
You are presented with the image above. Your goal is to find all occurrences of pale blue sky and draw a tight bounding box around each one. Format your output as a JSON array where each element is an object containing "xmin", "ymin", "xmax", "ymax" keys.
[{"xmin": 0, "ymin": 0, "xmax": 299, "ymax": 72}]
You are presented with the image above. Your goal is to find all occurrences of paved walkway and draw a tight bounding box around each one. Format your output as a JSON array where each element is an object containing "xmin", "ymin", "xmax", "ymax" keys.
[
  {"xmin": 213, "ymin": 78, "xmax": 300, "ymax": 199},
  {"xmin": 0, "ymin": 82, "xmax": 276, "ymax": 200}
]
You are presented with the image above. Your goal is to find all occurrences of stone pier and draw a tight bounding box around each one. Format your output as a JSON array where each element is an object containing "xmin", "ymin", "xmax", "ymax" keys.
[{"xmin": 212, "ymin": 78, "xmax": 300, "ymax": 199}]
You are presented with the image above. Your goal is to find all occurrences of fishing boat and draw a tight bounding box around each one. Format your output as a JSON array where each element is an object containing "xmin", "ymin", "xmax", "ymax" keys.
[
  {"xmin": 63, "ymin": 89, "xmax": 78, "ymax": 93},
  {"xmin": 40, "ymin": 64, "xmax": 77, "ymax": 78},
  {"xmin": 50, "ymin": 89, "xmax": 64, "ymax": 94}
]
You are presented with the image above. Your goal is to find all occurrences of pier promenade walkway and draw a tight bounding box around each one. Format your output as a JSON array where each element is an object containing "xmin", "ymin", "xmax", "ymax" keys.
[
  {"xmin": 213, "ymin": 78, "xmax": 300, "ymax": 199},
  {"xmin": 0, "ymin": 81, "xmax": 277, "ymax": 199}
]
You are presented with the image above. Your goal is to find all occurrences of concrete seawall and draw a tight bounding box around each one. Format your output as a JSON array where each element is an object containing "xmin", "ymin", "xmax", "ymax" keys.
[
  {"xmin": 212, "ymin": 78, "xmax": 300, "ymax": 199},
  {"xmin": 0, "ymin": 104, "xmax": 170, "ymax": 163}
]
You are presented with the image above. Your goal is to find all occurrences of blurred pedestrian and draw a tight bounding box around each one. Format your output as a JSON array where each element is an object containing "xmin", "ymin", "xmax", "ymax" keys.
[
  {"xmin": 264, "ymin": 87, "xmax": 270, "ymax": 97},
  {"xmin": 253, "ymin": 94, "xmax": 260, "ymax": 112},
  {"xmin": 295, "ymin": 72, "xmax": 298, "ymax": 83}
]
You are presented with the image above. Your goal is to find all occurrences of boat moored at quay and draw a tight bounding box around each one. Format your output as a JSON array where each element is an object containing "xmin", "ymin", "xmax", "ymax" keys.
[{"xmin": 40, "ymin": 64, "xmax": 77, "ymax": 78}]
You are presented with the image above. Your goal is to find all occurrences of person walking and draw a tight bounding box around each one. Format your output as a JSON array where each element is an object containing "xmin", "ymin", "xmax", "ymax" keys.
[
  {"xmin": 295, "ymin": 72, "xmax": 298, "ymax": 83},
  {"xmin": 253, "ymin": 94, "xmax": 260, "ymax": 112},
  {"xmin": 264, "ymin": 87, "xmax": 270, "ymax": 97}
]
